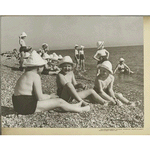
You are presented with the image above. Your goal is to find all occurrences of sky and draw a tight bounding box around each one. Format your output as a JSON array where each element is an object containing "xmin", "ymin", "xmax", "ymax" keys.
[{"xmin": 1, "ymin": 16, "xmax": 143, "ymax": 52}]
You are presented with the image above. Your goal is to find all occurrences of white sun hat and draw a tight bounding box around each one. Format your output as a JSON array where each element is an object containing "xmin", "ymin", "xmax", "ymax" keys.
[
  {"xmin": 75, "ymin": 44, "xmax": 78, "ymax": 48},
  {"xmin": 22, "ymin": 50, "xmax": 47, "ymax": 67},
  {"xmin": 97, "ymin": 41, "xmax": 104, "ymax": 49},
  {"xmin": 52, "ymin": 53, "xmax": 59, "ymax": 59},
  {"xmin": 42, "ymin": 43, "xmax": 48, "ymax": 46},
  {"xmin": 49, "ymin": 54, "xmax": 53, "ymax": 59},
  {"xmin": 24, "ymin": 52, "xmax": 30, "ymax": 58},
  {"xmin": 97, "ymin": 60, "xmax": 113, "ymax": 74},
  {"xmin": 58, "ymin": 55, "xmax": 63, "ymax": 60},
  {"xmin": 20, "ymin": 32, "xmax": 27, "ymax": 37},
  {"xmin": 59, "ymin": 56, "xmax": 74, "ymax": 66},
  {"xmin": 42, "ymin": 53, "xmax": 51, "ymax": 59},
  {"xmin": 119, "ymin": 58, "xmax": 125, "ymax": 62},
  {"xmin": 81, "ymin": 45, "xmax": 85, "ymax": 49}
]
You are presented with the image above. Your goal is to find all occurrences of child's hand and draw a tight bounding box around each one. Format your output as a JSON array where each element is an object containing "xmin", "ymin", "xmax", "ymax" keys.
[
  {"xmin": 50, "ymin": 93, "xmax": 59, "ymax": 99},
  {"xmin": 81, "ymin": 100, "xmax": 89, "ymax": 106}
]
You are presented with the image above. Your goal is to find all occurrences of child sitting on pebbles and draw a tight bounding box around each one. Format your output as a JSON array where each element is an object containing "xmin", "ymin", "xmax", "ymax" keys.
[
  {"xmin": 12, "ymin": 51, "xmax": 90, "ymax": 115},
  {"xmin": 42, "ymin": 53, "xmax": 60, "ymax": 75},
  {"xmin": 56, "ymin": 56, "xmax": 111, "ymax": 106},
  {"xmin": 94, "ymin": 60, "xmax": 139, "ymax": 106}
]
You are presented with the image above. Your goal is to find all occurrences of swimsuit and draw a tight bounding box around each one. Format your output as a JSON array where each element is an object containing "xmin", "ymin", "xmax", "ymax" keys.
[
  {"xmin": 79, "ymin": 50, "xmax": 85, "ymax": 60},
  {"xmin": 12, "ymin": 95, "xmax": 37, "ymax": 115}
]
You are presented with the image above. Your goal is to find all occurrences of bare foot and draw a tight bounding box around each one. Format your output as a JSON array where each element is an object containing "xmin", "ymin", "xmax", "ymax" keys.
[
  {"xmin": 82, "ymin": 101, "xmax": 89, "ymax": 106},
  {"xmin": 116, "ymin": 100, "xmax": 124, "ymax": 106},
  {"xmin": 128, "ymin": 101, "xmax": 140, "ymax": 107},
  {"xmin": 80, "ymin": 105, "xmax": 90, "ymax": 112},
  {"xmin": 73, "ymin": 101, "xmax": 82, "ymax": 107}
]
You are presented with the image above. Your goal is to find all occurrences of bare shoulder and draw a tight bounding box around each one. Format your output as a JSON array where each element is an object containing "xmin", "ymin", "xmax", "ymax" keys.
[{"xmin": 109, "ymin": 74, "xmax": 114, "ymax": 81}]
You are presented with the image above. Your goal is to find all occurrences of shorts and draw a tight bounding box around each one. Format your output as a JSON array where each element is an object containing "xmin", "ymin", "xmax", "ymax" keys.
[
  {"xmin": 74, "ymin": 55, "xmax": 79, "ymax": 62},
  {"xmin": 12, "ymin": 95, "xmax": 37, "ymax": 115},
  {"xmin": 19, "ymin": 46, "xmax": 27, "ymax": 53},
  {"xmin": 80, "ymin": 54, "xmax": 85, "ymax": 60}
]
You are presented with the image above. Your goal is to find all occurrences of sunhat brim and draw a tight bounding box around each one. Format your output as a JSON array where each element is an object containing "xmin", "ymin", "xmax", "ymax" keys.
[
  {"xmin": 59, "ymin": 61, "xmax": 74, "ymax": 67},
  {"xmin": 22, "ymin": 60, "xmax": 47, "ymax": 68},
  {"xmin": 97, "ymin": 64, "xmax": 113, "ymax": 74}
]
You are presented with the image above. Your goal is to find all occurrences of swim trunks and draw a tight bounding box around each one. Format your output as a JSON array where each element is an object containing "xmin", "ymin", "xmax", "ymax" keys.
[
  {"xmin": 19, "ymin": 46, "xmax": 27, "ymax": 53},
  {"xmin": 80, "ymin": 54, "xmax": 85, "ymax": 60},
  {"xmin": 12, "ymin": 95, "xmax": 37, "ymax": 115}
]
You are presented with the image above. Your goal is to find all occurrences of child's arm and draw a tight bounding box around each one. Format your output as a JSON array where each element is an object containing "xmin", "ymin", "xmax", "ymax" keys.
[
  {"xmin": 97, "ymin": 78, "xmax": 116, "ymax": 104},
  {"xmin": 124, "ymin": 63, "xmax": 133, "ymax": 73},
  {"xmin": 105, "ymin": 50, "xmax": 109, "ymax": 59},
  {"xmin": 93, "ymin": 51, "xmax": 100, "ymax": 61},
  {"xmin": 72, "ymin": 73, "xmax": 77, "ymax": 86},
  {"xmin": 72, "ymin": 73, "xmax": 86, "ymax": 89},
  {"xmin": 33, "ymin": 74, "xmax": 50, "ymax": 101},
  {"xmin": 107, "ymin": 76, "xmax": 116, "ymax": 99},
  {"xmin": 113, "ymin": 64, "xmax": 119, "ymax": 74}
]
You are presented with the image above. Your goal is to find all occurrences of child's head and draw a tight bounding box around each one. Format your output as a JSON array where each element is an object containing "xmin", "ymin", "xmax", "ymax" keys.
[
  {"xmin": 97, "ymin": 41, "xmax": 104, "ymax": 50},
  {"xmin": 97, "ymin": 61, "xmax": 113, "ymax": 77},
  {"xmin": 20, "ymin": 32, "xmax": 27, "ymax": 39},
  {"xmin": 23, "ymin": 50, "xmax": 47, "ymax": 73},
  {"xmin": 59, "ymin": 56, "xmax": 74, "ymax": 74},
  {"xmin": 80, "ymin": 45, "xmax": 84, "ymax": 50},
  {"xmin": 42, "ymin": 43, "xmax": 48, "ymax": 50},
  {"xmin": 75, "ymin": 44, "xmax": 78, "ymax": 49},
  {"xmin": 119, "ymin": 58, "xmax": 125, "ymax": 64}
]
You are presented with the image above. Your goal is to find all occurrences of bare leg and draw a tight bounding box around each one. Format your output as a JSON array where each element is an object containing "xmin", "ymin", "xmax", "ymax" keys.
[
  {"xmin": 78, "ymin": 89, "xmax": 107, "ymax": 105},
  {"xmin": 35, "ymin": 98, "xmax": 90, "ymax": 113},
  {"xmin": 60, "ymin": 83, "xmax": 83, "ymax": 102},
  {"xmin": 115, "ymin": 93, "xmax": 139, "ymax": 106}
]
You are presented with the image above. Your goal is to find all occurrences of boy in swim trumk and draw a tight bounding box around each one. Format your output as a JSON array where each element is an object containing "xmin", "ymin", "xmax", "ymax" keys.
[
  {"xmin": 79, "ymin": 45, "xmax": 86, "ymax": 71},
  {"xmin": 94, "ymin": 61, "xmax": 138, "ymax": 106},
  {"xmin": 56, "ymin": 56, "xmax": 112, "ymax": 106},
  {"xmin": 113, "ymin": 58, "xmax": 134, "ymax": 74},
  {"xmin": 19, "ymin": 32, "xmax": 27, "ymax": 70},
  {"xmin": 93, "ymin": 41, "xmax": 109, "ymax": 65},
  {"xmin": 12, "ymin": 50, "xmax": 90, "ymax": 115}
]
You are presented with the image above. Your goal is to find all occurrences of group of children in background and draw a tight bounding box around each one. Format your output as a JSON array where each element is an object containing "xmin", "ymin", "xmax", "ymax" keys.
[{"xmin": 13, "ymin": 32, "xmax": 137, "ymax": 115}]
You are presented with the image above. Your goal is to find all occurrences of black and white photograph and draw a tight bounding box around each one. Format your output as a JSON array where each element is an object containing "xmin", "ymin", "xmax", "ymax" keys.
[{"xmin": 1, "ymin": 16, "xmax": 144, "ymax": 129}]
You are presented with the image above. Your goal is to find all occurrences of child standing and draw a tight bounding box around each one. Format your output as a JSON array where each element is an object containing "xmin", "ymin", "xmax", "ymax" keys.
[
  {"xmin": 74, "ymin": 44, "xmax": 80, "ymax": 70},
  {"xmin": 114, "ymin": 58, "xmax": 134, "ymax": 74},
  {"xmin": 12, "ymin": 50, "xmax": 90, "ymax": 115},
  {"xmin": 56, "ymin": 56, "xmax": 111, "ymax": 106},
  {"xmin": 19, "ymin": 32, "xmax": 27, "ymax": 70},
  {"xmin": 93, "ymin": 41, "xmax": 109, "ymax": 65},
  {"xmin": 94, "ymin": 60, "xmax": 138, "ymax": 106},
  {"xmin": 79, "ymin": 45, "xmax": 86, "ymax": 71}
]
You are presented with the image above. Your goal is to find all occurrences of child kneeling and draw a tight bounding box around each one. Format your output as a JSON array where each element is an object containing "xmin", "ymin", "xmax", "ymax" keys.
[
  {"xmin": 12, "ymin": 51, "xmax": 90, "ymax": 115},
  {"xmin": 56, "ymin": 56, "xmax": 111, "ymax": 106},
  {"xmin": 94, "ymin": 60, "xmax": 138, "ymax": 106}
]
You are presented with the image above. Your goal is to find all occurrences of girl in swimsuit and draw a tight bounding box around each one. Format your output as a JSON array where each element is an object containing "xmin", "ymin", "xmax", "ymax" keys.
[
  {"xmin": 114, "ymin": 58, "xmax": 134, "ymax": 74},
  {"xmin": 12, "ymin": 50, "xmax": 90, "ymax": 115},
  {"xmin": 56, "ymin": 56, "xmax": 111, "ymax": 106},
  {"xmin": 93, "ymin": 41, "xmax": 109, "ymax": 65},
  {"xmin": 94, "ymin": 61, "xmax": 138, "ymax": 106}
]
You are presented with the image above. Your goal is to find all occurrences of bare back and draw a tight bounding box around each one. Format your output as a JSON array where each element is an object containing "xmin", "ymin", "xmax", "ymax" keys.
[{"xmin": 14, "ymin": 71, "xmax": 37, "ymax": 96}]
